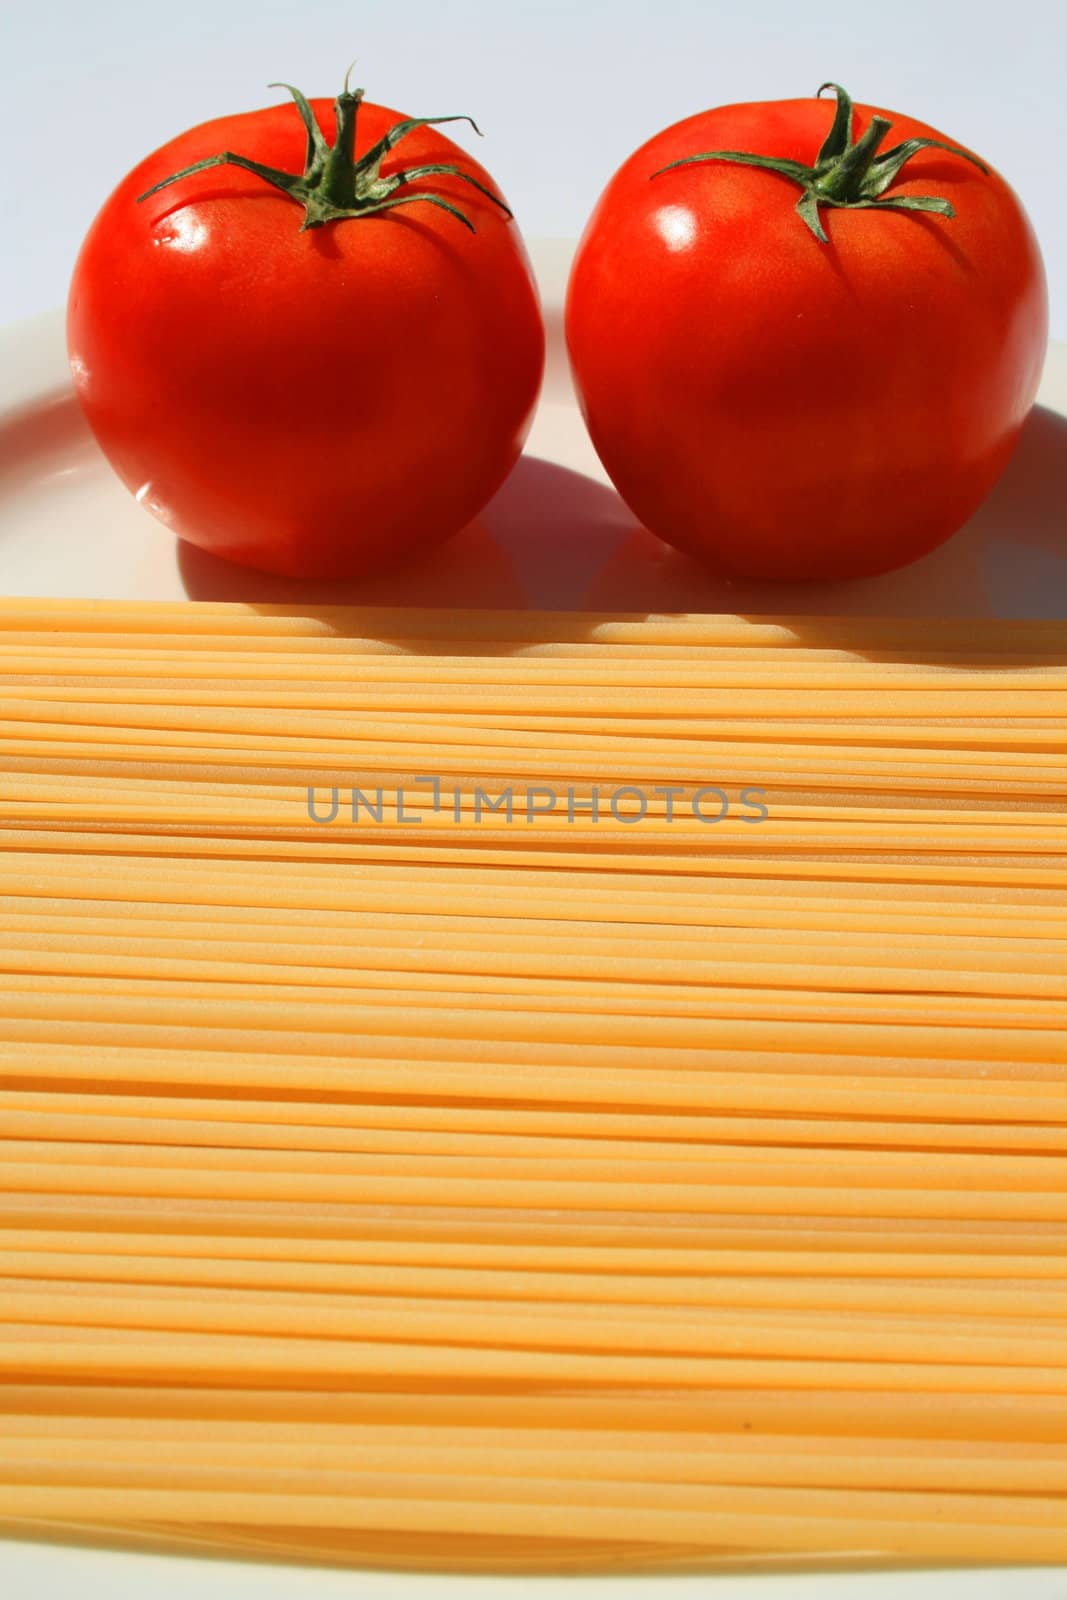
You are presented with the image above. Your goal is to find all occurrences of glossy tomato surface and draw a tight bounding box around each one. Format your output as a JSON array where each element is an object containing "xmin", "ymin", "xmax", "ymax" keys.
[
  {"xmin": 566, "ymin": 96, "xmax": 1047, "ymax": 582},
  {"xmin": 68, "ymin": 98, "xmax": 544, "ymax": 578}
]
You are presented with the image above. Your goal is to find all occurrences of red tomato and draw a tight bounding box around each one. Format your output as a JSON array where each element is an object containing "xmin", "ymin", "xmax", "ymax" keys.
[
  {"xmin": 68, "ymin": 79, "xmax": 544, "ymax": 578},
  {"xmin": 566, "ymin": 85, "xmax": 1047, "ymax": 582}
]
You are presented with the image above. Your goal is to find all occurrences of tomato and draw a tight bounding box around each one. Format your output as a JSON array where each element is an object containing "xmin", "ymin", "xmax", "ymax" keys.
[
  {"xmin": 68, "ymin": 76, "xmax": 544, "ymax": 578},
  {"xmin": 566, "ymin": 84, "xmax": 1047, "ymax": 582}
]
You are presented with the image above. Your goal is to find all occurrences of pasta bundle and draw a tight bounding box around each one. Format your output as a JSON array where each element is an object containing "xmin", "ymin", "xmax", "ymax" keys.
[{"xmin": 1, "ymin": 597, "xmax": 1067, "ymax": 1570}]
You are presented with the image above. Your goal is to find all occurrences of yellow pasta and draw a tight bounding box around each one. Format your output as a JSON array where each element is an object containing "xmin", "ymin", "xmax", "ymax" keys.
[{"xmin": 2, "ymin": 599, "xmax": 1067, "ymax": 1570}]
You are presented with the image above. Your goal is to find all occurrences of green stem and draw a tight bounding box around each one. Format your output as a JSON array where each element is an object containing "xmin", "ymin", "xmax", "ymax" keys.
[
  {"xmin": 650, "ymin": 82, "xmax": 988, "ymax": 242},
  {"xmin": 137, "ymin": 71, "xmax": 513, "ymax": 234},
  {"xmin": 322, "ymin": 87, "xmax": 362, "ymax": 208},
  {"xmin": 814, "ymin": 113, "xmax": 891, "ymax": 199}
]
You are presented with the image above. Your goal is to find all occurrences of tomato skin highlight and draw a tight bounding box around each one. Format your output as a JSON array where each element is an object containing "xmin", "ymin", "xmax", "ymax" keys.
[
  {"xmin": 566, "ymin": 96, "xmax": 1048, "ymax": 583},
  {"xmin": 68, "ymin": 97, "xmax": 544, "ymax": 579}
]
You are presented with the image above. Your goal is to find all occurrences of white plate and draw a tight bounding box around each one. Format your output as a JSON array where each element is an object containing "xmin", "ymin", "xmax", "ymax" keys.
[
  {"xmin": 3, "ymin": 243, "xmax": 1067, "ymax": 1599},
  {"xmin": 4, "ymin": 240, "xmax": 1066, "ymax": 615}
]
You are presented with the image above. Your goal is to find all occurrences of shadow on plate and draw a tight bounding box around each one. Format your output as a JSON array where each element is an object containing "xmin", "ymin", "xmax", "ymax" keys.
[
  {"xmin": 168, "ymin": 402, "xmax": 1065, "ymax": 662},
  {"xmin": 178, "ymin": 519, "xmax": 526, "ymax": 612},
  {"xmin": 585, "ymin": 404, "xmax": 1067, "ymax": 663},
  {"xmin": 178, "ymin": 456, "xmax": 652, "ymax": 651},
  {"xmin": 0, "ymin": 390, "xmax": 99, "ymax": 496}
]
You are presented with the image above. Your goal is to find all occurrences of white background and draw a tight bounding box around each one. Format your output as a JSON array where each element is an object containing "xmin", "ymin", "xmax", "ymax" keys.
[{"xmin": 3, "ymin": 0, "xmax": 1065, "ymax": 335}]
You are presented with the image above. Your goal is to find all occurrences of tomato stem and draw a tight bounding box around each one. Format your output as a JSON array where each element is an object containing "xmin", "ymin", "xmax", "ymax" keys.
[
  {"xmin": 651, "ymin": 83, "xmax": 988, "ymax": 243},
  {"xmin": 137, "ymin": 72, "xmax": 514, "ymax": 234},
  {"xmin": 813, "ymin": 113, "xmax": 892, "ymax": 200},
  {"xmin": 323, "ymin": 85, "xmax": 361, "ymax": 208}
]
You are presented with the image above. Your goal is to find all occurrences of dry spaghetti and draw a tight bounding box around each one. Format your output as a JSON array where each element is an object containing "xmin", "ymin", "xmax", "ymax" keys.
[{"xmin": 1, "ymin": 598, "xmax": 1067, "ymax": 1570}]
